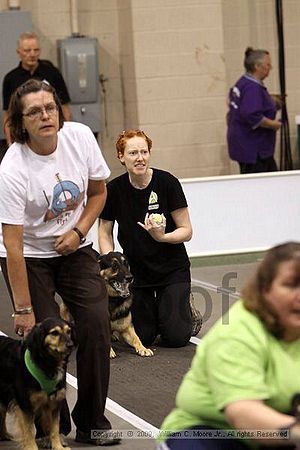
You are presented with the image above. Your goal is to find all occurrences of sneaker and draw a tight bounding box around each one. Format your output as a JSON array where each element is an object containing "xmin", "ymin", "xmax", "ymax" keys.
[
  {"xmin": 190, "ymin": 292, "xmax": 202, "ymax": 336},
  {"xmin": 36, "ymin": 433, "xmax": 68, "ymax": 448},
  {"xmin": 75, "ymin": 429, "xmax": 121, "ymax": 446}
]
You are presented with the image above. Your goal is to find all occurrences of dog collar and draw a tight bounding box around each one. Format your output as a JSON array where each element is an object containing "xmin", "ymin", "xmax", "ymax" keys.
[{"xmin": 24, "ymin": 349, "xmax": 59, "ymax": 395}]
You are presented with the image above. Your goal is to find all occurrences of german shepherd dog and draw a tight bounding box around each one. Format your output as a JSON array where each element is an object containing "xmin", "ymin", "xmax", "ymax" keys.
[
  {"xmin": 99, "ymin": 252, "xmax": 154, "ymax": 358},
  {"xmin": 0, "ymin": 317, "xmax": 74, "ymax": 450}
]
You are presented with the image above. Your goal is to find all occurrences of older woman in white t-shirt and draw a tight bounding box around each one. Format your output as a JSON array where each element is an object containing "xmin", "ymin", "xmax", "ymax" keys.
[{"xmin": 0, "ymin": 79, "xmax": 120, "ymax": 447}]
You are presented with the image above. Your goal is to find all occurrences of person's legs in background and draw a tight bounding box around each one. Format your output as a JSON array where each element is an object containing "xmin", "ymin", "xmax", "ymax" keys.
[
  {"xmin": 239, "ymin": 155, "xmax": 277, "ymax": 174},
  {"xmin": 259, "ymin": 155, "xmax": 278, "ymax": 172}
]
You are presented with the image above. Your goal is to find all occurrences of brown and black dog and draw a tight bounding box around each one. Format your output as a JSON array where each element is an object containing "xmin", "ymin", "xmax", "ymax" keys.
[
  {"xmin": 99, "ymin": 252, "xmax": 153, "ymax": 358},
  {"xmin": 0, "ymin": 317, "xmax": 74, "ymax": 450}
]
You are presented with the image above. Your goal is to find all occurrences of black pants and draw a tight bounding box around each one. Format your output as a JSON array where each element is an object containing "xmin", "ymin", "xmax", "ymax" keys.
[
  {"xmin": 131, "ymin": 282, "xmax": 192, "ymax": 347},
  {"xmin": 0, "ymin": 244, "xmax": 111, "ymax": 434},
  {"xmin": 239, "ymin": 155, "xmax": 278, "ymax": 174}
]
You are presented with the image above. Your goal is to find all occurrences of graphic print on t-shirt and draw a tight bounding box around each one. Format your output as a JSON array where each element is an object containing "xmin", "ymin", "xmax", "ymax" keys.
[
  {"xmin": 148, "ymin": 190, "xmax": 159, "ymax": 211},
  {"xmin": 43, "ymin": 173, "xmax": 84, "ymax": 222}
]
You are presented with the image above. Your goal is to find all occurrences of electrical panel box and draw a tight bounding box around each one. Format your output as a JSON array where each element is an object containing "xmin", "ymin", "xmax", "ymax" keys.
[
  {"xmin": 57, "ymin": 37, "xmax": 99, "ymax": 104},
  {"xmin": 0, "ymin": 10, "xmax": 32, "ymax": 140},
  {"xmin": 68, "ymin": 102, "xmax": 101, "ymax": 133},
  {"xmin": 57, "ymin": 36, "xmax": 100, "ymax": 132}
]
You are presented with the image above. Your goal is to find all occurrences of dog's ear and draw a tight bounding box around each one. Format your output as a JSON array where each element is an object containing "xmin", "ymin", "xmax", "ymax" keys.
[
  {"xmin": 120, "ymin": 253, "xmax": 130, "ymax": 268},
  {"xmin": 98, "ymin": 253, "xmax": 112, "ymax": 270},
  {"xmin": 25, "ymin": 322, "xmax": 46, "ymax": 356}
]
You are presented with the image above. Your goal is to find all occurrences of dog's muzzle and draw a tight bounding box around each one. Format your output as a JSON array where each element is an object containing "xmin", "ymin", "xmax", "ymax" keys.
[{"xmin": 109, "ymin": 280, "xmax": 131, "ymax": 298}]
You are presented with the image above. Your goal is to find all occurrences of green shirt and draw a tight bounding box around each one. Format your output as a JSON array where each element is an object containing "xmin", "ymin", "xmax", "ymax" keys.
[{"xmin": 159, "ymin": 301, "xmax": 300, "ymax": 447}]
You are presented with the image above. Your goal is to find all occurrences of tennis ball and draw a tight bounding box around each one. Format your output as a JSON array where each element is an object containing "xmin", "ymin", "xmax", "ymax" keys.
[{"xmin": 150, "ymin": 213, "xmax": 163, "ymax": 225}]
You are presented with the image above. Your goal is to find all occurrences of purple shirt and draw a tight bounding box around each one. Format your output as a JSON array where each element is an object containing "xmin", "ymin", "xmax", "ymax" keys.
[{"xmin": 227, "ymin": 75, "xmax": 277, "ymax": 164}]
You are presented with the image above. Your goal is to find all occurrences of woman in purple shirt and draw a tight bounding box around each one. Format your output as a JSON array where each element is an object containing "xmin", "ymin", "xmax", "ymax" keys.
[{"xmin": 227, "ymin": 47, "xmax": 282, "ymax": 174}]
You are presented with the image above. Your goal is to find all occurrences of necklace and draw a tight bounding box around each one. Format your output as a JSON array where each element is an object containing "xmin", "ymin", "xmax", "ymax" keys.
[{"xmin": 129, "ymin": 169, "xmax": 153, "ymax": 190}]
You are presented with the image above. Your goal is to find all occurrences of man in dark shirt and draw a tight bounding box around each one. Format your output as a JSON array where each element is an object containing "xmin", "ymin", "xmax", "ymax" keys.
[{"xmin": 1, "ymin": 31, "xmax": 71, "ymax": 152}]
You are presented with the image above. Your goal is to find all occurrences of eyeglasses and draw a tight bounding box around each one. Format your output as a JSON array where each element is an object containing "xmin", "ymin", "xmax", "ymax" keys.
[{"xmin": 23, "ymin": 103, "xmax": 58, "ymax": 120}]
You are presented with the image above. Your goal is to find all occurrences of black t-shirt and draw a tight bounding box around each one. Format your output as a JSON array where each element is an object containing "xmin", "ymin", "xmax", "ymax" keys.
[
  {"xmin": 100, "ymin": 168, "xmax": 191, "ymax": 287},
  {"xmin": 2, "ymin": 60, "xmax": 71, "ymax": 110}
]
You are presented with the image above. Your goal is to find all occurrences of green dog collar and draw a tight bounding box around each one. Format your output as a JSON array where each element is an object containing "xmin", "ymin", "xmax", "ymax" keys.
[{"xmin": 24, "ymin": 349, "xmax": 59, "ymax": 395}]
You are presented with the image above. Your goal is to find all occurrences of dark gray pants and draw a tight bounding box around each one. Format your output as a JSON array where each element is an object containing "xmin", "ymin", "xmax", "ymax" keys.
[
  {"xmin": 0, "ymin": 244, "xmax": 111, "ymax": 434},
  {"xmin": 239, "ymin": 155, "xmax": 278, "ymax": 174}
]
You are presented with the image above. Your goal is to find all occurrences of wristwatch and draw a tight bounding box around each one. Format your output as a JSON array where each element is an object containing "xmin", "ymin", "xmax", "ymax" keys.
[{"xmin": 73, "ymin": 227, "xmax": 86, "ymax": 244}]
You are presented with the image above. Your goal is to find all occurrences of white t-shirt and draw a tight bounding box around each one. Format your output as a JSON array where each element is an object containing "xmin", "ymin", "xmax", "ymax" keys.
[{"xmin": 0, "ymin": 121, "xmax": 110, "ymax": 257}]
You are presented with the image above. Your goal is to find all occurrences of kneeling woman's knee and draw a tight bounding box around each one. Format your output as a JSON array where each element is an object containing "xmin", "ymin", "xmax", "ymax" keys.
[
  {"xmin": 161, "ymin": 330, "xmax": 191, "ymax": 348},
  {"xmin": 135, "ymin": 328, "xmax": 157, "ymax": 347}
]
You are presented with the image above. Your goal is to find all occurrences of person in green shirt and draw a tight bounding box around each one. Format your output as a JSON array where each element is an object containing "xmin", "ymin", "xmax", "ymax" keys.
[{"xmin": 157, "ymin": 242, "xmax": 300, "ymax": 450}]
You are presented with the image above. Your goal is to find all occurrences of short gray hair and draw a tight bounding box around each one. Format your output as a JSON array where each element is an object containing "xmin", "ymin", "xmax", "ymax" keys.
[
  {"xmin": 17, "ymin": 31, "xmax": 39, "ymax": 48},
  {"xmin": 244, "ymin": 47, "xmax": 269, "ymax": 73}
]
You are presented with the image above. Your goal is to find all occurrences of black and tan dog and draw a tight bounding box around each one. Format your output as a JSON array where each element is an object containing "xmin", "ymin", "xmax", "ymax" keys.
[
  {"xmin": 99, "ymin": 251, "xmax": 153, "ymax": 358},
  {"xmin": 0, "ymin": 317, "xmax": 74, "ymax": 450}
]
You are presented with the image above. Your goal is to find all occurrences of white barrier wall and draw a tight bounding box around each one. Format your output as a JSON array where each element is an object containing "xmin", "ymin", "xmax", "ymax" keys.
[
  {"xmin": 93, "ymin": 170, "xmax": 300, "ymax": 257},
  {"xmin": 182, "ymin": 170, "xmax": 300, "ymax": 256}
]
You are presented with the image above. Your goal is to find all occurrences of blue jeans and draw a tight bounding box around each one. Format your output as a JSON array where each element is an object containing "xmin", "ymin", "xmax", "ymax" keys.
[
  {"xmin": 156, "ymin": 426, "xmax": 248, "ymax": 450},
  {"xmin": 156, "ymin": 426, "xmax": 295, "ymax": 450}
]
